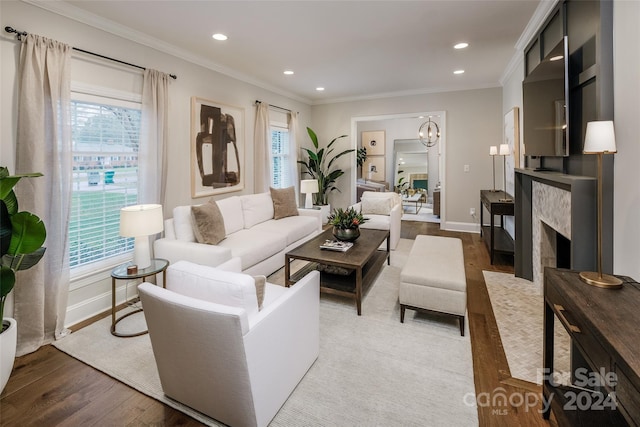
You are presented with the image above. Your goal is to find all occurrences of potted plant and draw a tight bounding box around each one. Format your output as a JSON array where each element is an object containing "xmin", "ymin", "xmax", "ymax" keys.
[
  {"xmin": 298, "ymin": 127, "xmax": 354, "ymax": 207},
  {"xmin": 327, "ymin": 207, "xmax": 368, "ymax": 242},
  {"xmin": 0, "ymin": 167, "xmax": 46, "ymax": 393}
]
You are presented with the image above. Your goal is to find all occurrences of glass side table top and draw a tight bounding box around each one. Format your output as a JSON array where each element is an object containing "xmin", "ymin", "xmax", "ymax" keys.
[{"xmin": 111, "ymin": 258, "xmax": 169, "ymax": 280}]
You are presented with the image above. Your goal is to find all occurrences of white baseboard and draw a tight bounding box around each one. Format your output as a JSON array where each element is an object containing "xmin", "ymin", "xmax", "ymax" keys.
[{"xmin": 442, "ymin": 221, "xmax": 480, "ymax": 234}]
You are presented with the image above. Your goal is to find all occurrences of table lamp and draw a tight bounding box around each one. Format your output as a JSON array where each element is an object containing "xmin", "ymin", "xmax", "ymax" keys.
[
  {"xmin": 300, "ymin": 179, "xmax": 319, "ymax": 209},
  {"xmin": 499, "ymin": 144, "xmax": 512, "ymax": 202},
  {"xmin": 489, "ymin": 146, "xmax": 498, "ymax": 191},
  {"xmin": 579, "ymin": 121, "xmax": 622, "ymax": 289},
  {"xmin": 119, "ymin": 204, "xmax": 164, "ymax": 269}
]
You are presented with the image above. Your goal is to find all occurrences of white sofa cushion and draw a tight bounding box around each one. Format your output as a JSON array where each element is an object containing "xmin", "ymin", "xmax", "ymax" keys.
[
  {"xmin": 252, "ymin": 215, "xmax": 318, "ymax": 246},
  {"xmin": 173, "ymin": 205, "xmax": 197, "ymax": 242},
  {"xmin": 219, "ymin": 229, "xmax": 286, "ymax": 270},
  {"xmin": 360, "ymin": 214, "xmax": 391, "ymax": 231},
  {"xmin": 361, "ymin": 197, "xmax": 393, "ymax": 215},
  {"xmin": 216, "ymin": 196, "xmax": 244, "ymax": 235},
  {"xmin": 166, "ymin": 260, "xmax": 260, "ymax": 318},
  {"xmin": 240, "ymin": 193, "xmax": 274, "ymax": 229}
]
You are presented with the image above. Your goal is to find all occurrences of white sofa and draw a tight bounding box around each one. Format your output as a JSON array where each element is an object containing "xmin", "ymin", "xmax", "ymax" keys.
[
  {"xmin": 350, "ymin": 190, "xmax": 402, "ymax": 250},
  {"xmin": 139, "ymin": 260, "xmax": 320, "ymax": 427},
  {"xmin": 154, "ymin": 192, "xmax": 322, "ymax": 277}
]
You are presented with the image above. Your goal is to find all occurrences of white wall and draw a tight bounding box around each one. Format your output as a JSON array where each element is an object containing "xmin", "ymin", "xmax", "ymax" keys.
[
  {"xmin": 1, "ymin": 1, "xmax": 311, "ymax": 325},
  {"xmin": 613, "ymin": 0, "xmax": 640, "ymax": 279},
  {"xmin": 311, "ymin": 88, "xmax": 502, "ymax": 231}
]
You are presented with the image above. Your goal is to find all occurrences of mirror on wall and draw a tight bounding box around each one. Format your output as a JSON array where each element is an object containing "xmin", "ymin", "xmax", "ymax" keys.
[{"xmin": 393, "ymin": 139, "xmax": 439, "ymax": 202}]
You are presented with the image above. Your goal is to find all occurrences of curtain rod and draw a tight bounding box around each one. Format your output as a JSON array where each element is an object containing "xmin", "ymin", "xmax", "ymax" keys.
[
  {"xmin": 255, "ymin": 100, "xmax": 294, "ymax": 113},
  {"xmin": 5, "ymin": 26, "xmax": 177, "ymax": 80}
]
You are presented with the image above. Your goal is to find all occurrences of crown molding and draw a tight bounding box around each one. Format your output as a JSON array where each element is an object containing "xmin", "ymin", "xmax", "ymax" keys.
[
  {"xmin": 312, "ymin": 82, "xmax": 501, "ymax": 106},
  {"xmin": 22, "ymin": 0, "xmax": 312, "ymax": 105},
  {"xmin": 499, "ymin": 0, "xmax": 559, "ymax": 86}
]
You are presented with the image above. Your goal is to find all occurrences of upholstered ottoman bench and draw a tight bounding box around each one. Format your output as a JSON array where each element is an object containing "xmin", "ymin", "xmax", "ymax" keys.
[{"xmin": 399, "ymin": 235, "xmax": 467, "ymax": 335}]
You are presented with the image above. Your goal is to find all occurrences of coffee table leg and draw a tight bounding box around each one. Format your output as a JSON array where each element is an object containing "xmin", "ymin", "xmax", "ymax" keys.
[
  {"xmin": 285, "ymin": 256, "xmax": 291, "ymax": 288},
  {"xmin": 356, "ymin": 268, "xmax": 363, "ymax": 315}
]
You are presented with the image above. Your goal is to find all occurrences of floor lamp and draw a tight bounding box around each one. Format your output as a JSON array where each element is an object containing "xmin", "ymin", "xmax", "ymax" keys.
[
  {"xmin": 579, "ymin": 121, "xmax": 622, "ymax": 289},
  {"xmin": 489, "ymin": 146, "xmax": 498, "ymax": 191},
  {"xmin": 498, "ymin": 144, "xmax": 512, "ymax": 202}
]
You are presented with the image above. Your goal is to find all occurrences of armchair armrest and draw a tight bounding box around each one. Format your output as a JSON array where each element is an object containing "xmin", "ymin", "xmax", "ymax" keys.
[
  {"xmin": 298, "ymin": 208, "xmax": 323, "ymax": 233},
  {"xmin": 243, "ymin": 271, "xmax": 320, "ymax": 426}
]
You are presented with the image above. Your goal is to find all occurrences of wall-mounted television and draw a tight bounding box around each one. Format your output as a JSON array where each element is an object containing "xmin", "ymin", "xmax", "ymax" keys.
[{"xmin": 522, "ymin": 37, "xmax": 569, "ymax": 158}]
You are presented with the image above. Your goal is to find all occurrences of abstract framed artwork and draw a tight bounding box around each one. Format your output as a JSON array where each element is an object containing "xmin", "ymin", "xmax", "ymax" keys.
[
  {"xmin": 191, "ymin": 97, "xmax": 245, "ymax": 198},
  {"xmin": 362, "ymin": 130, "xmax": 386, "ymax": 156},
  {"xmin": 363, "ymin": 156, "xmax": 386, "ymax": 182},
  {"xmin": 504, "ymin": 107, "xmax": 520, "ymax": 195}
]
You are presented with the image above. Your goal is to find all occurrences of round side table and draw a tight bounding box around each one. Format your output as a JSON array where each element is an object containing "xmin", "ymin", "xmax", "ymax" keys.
[{"xmin": 110, "ymin": 258, "xmax": 169, "ymax": 337}]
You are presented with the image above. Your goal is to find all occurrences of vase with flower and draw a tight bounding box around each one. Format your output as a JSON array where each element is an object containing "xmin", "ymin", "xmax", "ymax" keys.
[{"xmin": 327, "ymin": 207, "xmax": 368, "ymax": 242}]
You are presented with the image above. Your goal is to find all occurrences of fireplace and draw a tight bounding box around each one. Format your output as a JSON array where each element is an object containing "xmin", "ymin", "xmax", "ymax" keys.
[{"xmin": 514, "ymin": 169, "xmax": 597, "ymax": 288}]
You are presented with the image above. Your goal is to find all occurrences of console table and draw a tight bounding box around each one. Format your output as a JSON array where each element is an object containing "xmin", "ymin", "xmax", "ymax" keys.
[
  {"xmin": 543, "ymin": 268, "xmax": 640, "ymax": 425},
  {"xmin": 480, "ymin": 190, "xmax": 514, "ymax": 264}
]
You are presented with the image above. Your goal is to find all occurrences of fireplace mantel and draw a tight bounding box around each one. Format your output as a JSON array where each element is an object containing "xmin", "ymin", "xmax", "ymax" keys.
[{"xmin": 514, "ymin": 169, "xmax": 597, "ymax": 281}]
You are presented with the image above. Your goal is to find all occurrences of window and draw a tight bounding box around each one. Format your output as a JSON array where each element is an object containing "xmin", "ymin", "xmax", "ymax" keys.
[
  {"xmin": 271, "ymin": 123, "xmax": 291, "ymax": 188},
  {"xmin": 69, "ymin": 94, "xmax": 141, "ymax": 271}
]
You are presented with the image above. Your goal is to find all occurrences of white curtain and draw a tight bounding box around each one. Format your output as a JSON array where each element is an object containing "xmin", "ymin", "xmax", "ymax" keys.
[
  {"xmin": 15, "ymin": 34, "xmax": 72, "ymax": 355},
  {"xmin": 139, "ymin": 69, "xmax": 170, "ymax": 206},
  {"xmin": 254, "ymin": 102, "xmax": 271, "ymax": 193},
  {"xmin": 288, "ymin": 111, "xmax": 301, "ymax": 204}
]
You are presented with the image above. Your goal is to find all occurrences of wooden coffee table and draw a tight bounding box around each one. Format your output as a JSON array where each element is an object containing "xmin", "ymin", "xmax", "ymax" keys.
[{"xmin": 285, "ymin": 228, "xmax": 390, "ymax": 315}]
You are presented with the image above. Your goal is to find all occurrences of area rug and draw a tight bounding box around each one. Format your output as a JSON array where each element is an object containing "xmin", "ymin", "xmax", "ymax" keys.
[
  {"xmin": 53, "ymin": 239, "xmax": 477, "ymax": 426},
  {"xmin": 483, "ymin": 271, "xmax": 571, "ymax": 385}
]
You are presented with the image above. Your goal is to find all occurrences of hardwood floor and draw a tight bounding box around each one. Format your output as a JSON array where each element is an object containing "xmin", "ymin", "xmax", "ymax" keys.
[{"xmin": 1, "ymin": 221, "xmax": 553, "ymax": 426}]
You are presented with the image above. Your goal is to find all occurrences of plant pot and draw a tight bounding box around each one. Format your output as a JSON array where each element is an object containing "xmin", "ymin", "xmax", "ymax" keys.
[
  {"xmin": 1, "ymin": 318, "xmax": 17, "ymax": 394},
  {"xmin": 314, "ymin": 204, "xmax": 331, "ymax": 225},
  {"xmin": 333, "ymin": 226, "xmax": 360, "ymax": 242}
]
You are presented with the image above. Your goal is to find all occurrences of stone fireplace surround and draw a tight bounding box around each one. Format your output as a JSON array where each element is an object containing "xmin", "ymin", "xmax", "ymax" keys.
[{"xmin": 514, "ymin": 169, "xmax": 598, "ymax": 290}]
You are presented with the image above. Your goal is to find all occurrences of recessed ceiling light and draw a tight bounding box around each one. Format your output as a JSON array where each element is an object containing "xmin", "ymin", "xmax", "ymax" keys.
[
  {"xmin": 212, "ymin": 33, "xmax": 228, "ymax": 41},
  {"xmin": 283, "ymin": 70, "xmax": 294, "ymax": 75},
  {"xmin": 549, "ymin": 55, "xmax": 564, "ymax": 61},
  {"xmin": 316, "ymin": 87, "xmax": 325, "ymax": 91},
  {"xmin": 454, "ymin": 42, "xmax": 469, "ymax": 49},
  {"xmin": 453, "ymin": 69, "xmax": 465, "ymax": 75}
]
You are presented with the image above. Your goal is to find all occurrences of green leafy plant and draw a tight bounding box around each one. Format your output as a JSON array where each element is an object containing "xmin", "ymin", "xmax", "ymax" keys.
[
  {"xmin": 356, "ymin": 146, "xmax": 367, "ymax": 176},
  {"xmin": 327, "ymin": 207, "xmax": 368, "ymax": 230},
  {"xmin": 395, "ymin": 170, "xmax": 409, "ymax": 193},
  {"xmin": 298, "ymin": 127, "xmax": 354, "ymax": 206},
  {"xmin": 0, "ymin": 167, "xmax": 46, "ymax": 322}
]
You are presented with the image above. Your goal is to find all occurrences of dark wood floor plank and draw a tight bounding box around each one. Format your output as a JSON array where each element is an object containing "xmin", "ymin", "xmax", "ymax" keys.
[{"xmin": 1, "ymin": 219, "xmax": 552, "ymax": 427}]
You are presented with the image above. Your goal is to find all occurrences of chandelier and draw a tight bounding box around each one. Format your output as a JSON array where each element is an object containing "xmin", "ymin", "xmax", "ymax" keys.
[{"xmin": 418, "ymin": 118, "xmax": 440, "ymax": 147}]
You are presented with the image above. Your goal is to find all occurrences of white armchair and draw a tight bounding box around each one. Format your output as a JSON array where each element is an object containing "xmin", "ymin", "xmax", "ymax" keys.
[
  {"xmin": 350, "ymin": 190, "xmax": 402, "ymax": 250},
  {"xmin": 138, "ymin": 260, "xmax": 320, "ymax": 427}
]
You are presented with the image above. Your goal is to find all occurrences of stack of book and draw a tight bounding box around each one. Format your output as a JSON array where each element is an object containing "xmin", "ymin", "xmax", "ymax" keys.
[{"xmin": 319, "ymin": 240, "xmax": 353, "ymax": 252}]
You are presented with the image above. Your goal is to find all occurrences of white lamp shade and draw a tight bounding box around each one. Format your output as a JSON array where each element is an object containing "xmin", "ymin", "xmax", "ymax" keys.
[
  {"xmin": 489, "ymin": 146, "xmax": 498, "ymax": 156},
  {"xmin": 499, "ymin": 144, "xmax": 510, "ymax": 156},
  {"xmin": 120, "ymin": 204, "xmax": 164, "ymax": 269},
  {"xmin": 120, "ymin": 204, "xmax": 164, "ymax": 237},
  {"xmin": 300, "ymin": 179, "xmax": 319, "ymax": 194},
  {"xmin": 583, "ymin": 121, "xmax": 616, "ymax": 154}
]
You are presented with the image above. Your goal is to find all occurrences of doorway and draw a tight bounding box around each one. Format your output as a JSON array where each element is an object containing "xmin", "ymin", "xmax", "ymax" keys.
[{"xmin": 350, "ymin": 111, "xmax": 446, "ymax": 227}]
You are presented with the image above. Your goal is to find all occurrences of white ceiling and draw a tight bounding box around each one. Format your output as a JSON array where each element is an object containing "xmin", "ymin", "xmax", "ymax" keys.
[{"xmin": 57, "ymin": 0, "xmax": 544, "ymax": 104}]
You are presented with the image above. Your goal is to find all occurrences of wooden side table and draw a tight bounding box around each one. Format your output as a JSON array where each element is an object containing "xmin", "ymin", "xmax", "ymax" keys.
[
  {"xmin": 110, "ymin": 258, "xmax": 169, "ymax": 337},
  {"xmin": 480, "ymin": 190, "xmax": 514, "ymax": 264}
]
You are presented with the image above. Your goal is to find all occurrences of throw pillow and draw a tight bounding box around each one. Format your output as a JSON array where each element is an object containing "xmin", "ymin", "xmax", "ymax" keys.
[
  {"xmin": 270, "ymin": 186, "xmax": 299, "ymax": 220},
  {"xmin": 361, "ymin": 197, "xmax": 392, "ymax": 215},
  {"xmin": 253, "ymin": 275, "xmax": 266, "ymax": 310},
  {"xmin": 191, "ymin": 200, "xmax": 226, "ymax": 245}
]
